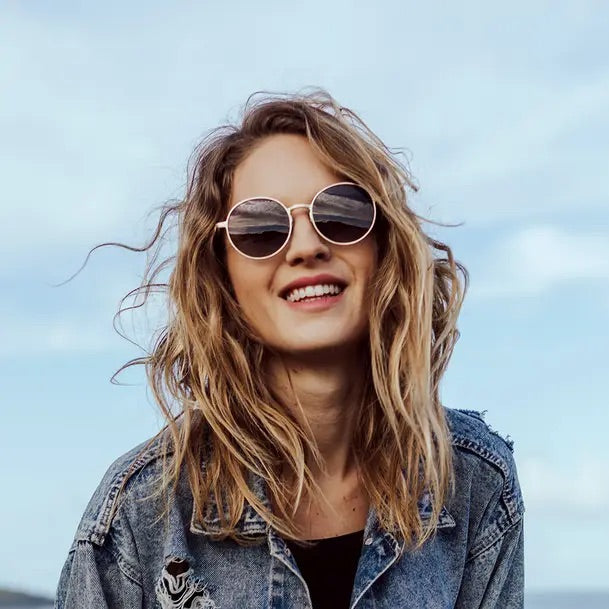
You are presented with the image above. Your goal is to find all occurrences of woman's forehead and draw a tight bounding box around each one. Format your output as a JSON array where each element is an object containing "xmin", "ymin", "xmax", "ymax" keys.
[{"xmin": 230, "ymin": 134, "xmax": 339, "ymax": 207}]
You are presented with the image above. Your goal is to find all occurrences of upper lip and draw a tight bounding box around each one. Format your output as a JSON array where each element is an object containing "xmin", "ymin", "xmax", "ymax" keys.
[{"xmin": 279, "ymin": 273, "xmax": 348, "ymax": 299}]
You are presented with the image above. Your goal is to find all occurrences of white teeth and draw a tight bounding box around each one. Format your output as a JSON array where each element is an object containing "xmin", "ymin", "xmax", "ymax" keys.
[{"xmin": 285, "ymin": 283, "xmax": 344, "ymax": 303}]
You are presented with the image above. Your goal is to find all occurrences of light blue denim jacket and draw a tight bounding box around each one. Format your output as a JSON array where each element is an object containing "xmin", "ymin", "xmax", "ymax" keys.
[{"xmin": 55, "ymin": 407, "xmax": 525, "ymax": 608}]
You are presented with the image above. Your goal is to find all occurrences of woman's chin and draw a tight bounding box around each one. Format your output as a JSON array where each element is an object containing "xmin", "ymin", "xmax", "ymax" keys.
[{"xmin": 271, "ymin": 332, "xmax": 365, "ymax": 360}]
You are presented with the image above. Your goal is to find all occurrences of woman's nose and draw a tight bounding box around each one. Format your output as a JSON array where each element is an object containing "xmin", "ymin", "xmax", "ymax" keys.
[{"xmin": 283, "ymin": 208, "xmax": 330, "ymax": 265}]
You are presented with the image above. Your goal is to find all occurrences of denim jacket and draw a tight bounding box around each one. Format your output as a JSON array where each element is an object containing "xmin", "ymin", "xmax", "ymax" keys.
[{"xmin": 55, "ymin": 407, "xmax": 525, "ymax": 608}]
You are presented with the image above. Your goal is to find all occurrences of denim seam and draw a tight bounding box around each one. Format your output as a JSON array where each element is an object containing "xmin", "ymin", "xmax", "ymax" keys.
[
  {"xmin": 87, "ymin": 439, "xmax": 170, "ymax": 546},
  {"xmin": 94, "ymin": 451, "xmax": 159, "ymax": 539},
  {"xmin": 93, "ymin": 535, "xmax": 144, "ymax": 588},
  {"xmin": 464, "ymin": 515, "xmax": 523, "ymax": 563},
  {"xmin": 451, "ymin": 437, "xmax": 522, "ymax": 523},
  {"xmin": 452, "ymin": 408, "xmax": 515, "ymax": 453}
]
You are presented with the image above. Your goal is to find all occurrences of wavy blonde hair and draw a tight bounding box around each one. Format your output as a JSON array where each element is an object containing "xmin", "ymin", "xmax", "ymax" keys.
[{"xmin": 86, "ymin": 88, "xmax": 468, "ymax": 552}]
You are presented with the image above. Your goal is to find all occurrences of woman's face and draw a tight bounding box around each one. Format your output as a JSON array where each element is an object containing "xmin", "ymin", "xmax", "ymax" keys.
[{"xmin": 224, "ymin": 133, "xmax": 378, "ymax": 357}]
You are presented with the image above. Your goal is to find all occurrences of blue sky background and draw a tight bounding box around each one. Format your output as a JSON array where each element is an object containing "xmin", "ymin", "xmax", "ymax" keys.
[{"xmin": 1, "ymin": 0, "xmax": 608, "ymax": 598}]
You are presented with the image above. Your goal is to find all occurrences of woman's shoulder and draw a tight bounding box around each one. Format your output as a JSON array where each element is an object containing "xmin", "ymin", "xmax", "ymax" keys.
[
  {"xmin": 57, "ymin": 431, "xmax": 187, "ymax": 603},
  {"xmin": 442, "ymin": 405, "xmax": 525, "ymax": 537},
  {"xmin": 72, "ymin": 430, "xmax": 174, "ymax": 548},
  {"xmin": 443, "ymin": 406, "xmax": 516, "ymax": 456}
]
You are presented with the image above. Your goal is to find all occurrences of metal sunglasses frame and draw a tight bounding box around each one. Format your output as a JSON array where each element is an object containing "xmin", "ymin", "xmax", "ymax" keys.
[{"xmin": 215, "ymin": 181, "xmax": 377, "ymax": 260}]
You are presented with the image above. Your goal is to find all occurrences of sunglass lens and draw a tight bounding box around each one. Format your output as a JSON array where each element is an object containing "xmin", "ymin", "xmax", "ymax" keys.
[
  {"xmin": 312, "ymin": 184, "xmax": 375, "ymax": 243},
  {"xmin": 227, "ymin": 198, "xmax": 290, "ymax": 258}
]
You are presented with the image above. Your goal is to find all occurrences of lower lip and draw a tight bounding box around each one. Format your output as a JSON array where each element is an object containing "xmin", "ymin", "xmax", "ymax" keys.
[{"xmin": 282, "ymin": 289, "xmax": 345, "ymax": 311}]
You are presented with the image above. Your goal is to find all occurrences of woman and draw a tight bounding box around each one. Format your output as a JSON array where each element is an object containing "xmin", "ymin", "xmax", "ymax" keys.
[{"xmin": 55, "ymin": 90, "xmax": 525, "ymax": 609}]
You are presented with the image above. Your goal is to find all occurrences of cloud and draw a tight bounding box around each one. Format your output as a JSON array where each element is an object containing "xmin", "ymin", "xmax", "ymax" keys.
[
  {"xmin": 519, "ymin": 455, "xmax": 609, "ymax": 519},
  {"xmin": 0, "ymin": 282, "xmax": 169, "ymax": 357},
  {"xmin": 469, "ymin": 225, "xmax": 609, "ymax": 299},
  {"xmin": 0, "ymin": 317, "xmax": 116, "ymax": 357},
  {"xmin": 2, "ymin": 1, "xmax": 608, "ymax": 270},
  {"xmin": 435, "ymin": 76, "xmax": 608, "ymax": 185},
  {"xmin": 407, "ymin": 73, "xmax": 609, "ymax": 227}
]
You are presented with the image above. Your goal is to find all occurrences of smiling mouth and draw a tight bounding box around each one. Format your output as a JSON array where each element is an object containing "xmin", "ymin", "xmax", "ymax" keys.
[{"xmin": 281, "ymin": 283, "xmax": 347, "ymax": 303}]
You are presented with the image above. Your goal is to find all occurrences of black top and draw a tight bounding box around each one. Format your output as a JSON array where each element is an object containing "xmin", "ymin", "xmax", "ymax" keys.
[{"xmin": 285, "ymin": 529, "xmax": 365, "ymax": 609}]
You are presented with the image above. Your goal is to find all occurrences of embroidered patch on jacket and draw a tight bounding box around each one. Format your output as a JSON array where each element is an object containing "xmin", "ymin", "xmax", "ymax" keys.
[{"xmin": 155, "ymin": 558, "xmax": 217, "ymax": 609}]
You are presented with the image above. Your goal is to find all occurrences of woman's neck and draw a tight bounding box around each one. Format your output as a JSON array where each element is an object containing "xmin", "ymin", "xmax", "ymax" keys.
[{"xmin": 264, "ymin": 346, "xmax": 366, "ymax": 481}]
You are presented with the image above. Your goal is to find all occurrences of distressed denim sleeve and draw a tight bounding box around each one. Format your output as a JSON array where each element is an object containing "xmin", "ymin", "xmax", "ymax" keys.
[
  {"xmin": 454, "ymin": 516, "xmax": 525, "ymax": 609},
  {"xmin": 55, "ymin": 538, "xmax": 143, "ymax": 608},
  {"xmin": 55, "ymin": 506, "xmax": 144, "ymax": 609}
]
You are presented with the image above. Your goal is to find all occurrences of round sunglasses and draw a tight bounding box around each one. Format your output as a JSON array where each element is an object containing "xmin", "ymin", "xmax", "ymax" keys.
[{"xmin": 215, "ymin": 182, "xmax": 376, "ymax": 259}]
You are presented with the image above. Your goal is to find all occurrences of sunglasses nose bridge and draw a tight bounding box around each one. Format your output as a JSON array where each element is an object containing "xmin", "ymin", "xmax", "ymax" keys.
[
  {"xmin": 285, "ymin": 202, "xmax": 312, "ymax": 215},
  {"xmin": 285, "ymin": 202, "xmax": 319, "ymax": 238},
  {"xmin": 285, "ymin": 202, "xmax": 315, "ymax": 234}
]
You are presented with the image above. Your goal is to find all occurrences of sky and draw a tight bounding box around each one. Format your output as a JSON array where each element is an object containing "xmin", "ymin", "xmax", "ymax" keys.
[{"xmin": 1, "ymin": 0, "xmax": 608, "ymax": 598}]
